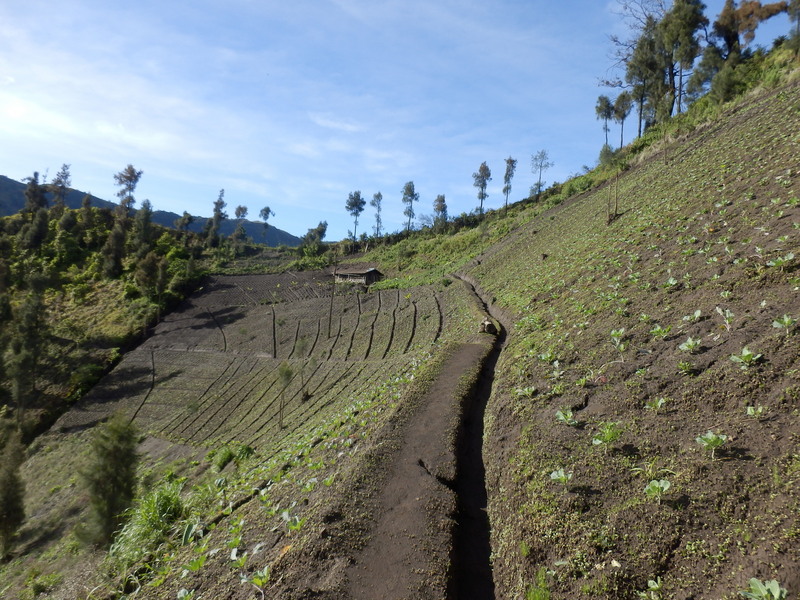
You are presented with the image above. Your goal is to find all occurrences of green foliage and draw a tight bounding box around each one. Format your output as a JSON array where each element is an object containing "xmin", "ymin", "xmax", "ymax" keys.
[
  {"xmin": 549, "ymin": 468, "xmax": 573, "ymax": 489},
  {"xmin": 644, "ymin": 479, "xmax": 671, "ymax": 505},
  {"xmin": 649, "ymin": 324, "xmax": 672, "ymax": 340},
  {"xmin": 746, "ymin": 404, "xmax": 768, "ymax": 419},
  {"xmin": 555, "ymin": 408, "xmax": 578, "ymax": 426},
  {"xmin": 526, "ymin": 567, "xmax": 551, "ymax": 600},
  {"xmin": 207, "ymin": 442, "xmax": 254, "ymax": 471},
  {"xmin": 678, "ymin": 336, "xmax": 701, "ymax": 353},
  {"xmin": 696, "ymin": 430, "xmax": 728, "ymax": 461},
  {"xmin": 592, "ymin": 422, "xmax": 623, "ymax": 454},
  {"xmin": 636, "ymin": 576, "xmax": 664, "ymax": 600},
  {"xmin": 111, "ymin": 481, "xmax": 184, "ymax": 564},
  {"xmin": 772, "ymin": 314, "xmax": 796, "ymax": 337},
  {"xmin": 730, "ymin": 347, "xmax": 762, "ymax": 370},
  {"xmin": 81, "ymin": 414, "xmax": 139, "ymax": 546},
  {"xmin": 739, "ymin": 578, "xmax": 788, "ymax": 600}
]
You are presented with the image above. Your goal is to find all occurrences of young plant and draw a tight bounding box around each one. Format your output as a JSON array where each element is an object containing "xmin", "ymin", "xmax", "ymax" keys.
[
  {"xmin": 678, "ymin": 336, "xmax": 701, "ymax": 354},
  {"xmin": 716, "ymin": 306, "xmax": 734, "ymax": 332},
  {"xmin": 538, "ymin": 349, "xmax": 558, "ymax": 363},
  {"xmin": 730, "ymin": 347, "xmax": 762, "ymax": 370},
  {"xmin": 677, "ymin": 360, "xmax": 695, "ymax": 376},
  {"xmin": 549, "ymin": 468, "xmax": 573, "ymax": 490},
  {"xmin": 772, "ymin": 314, "xmax": 796, "ymax": 338},
  {"xmin": 555, "ymin": 408, "xmax": 578, "ymax": 426},
  {"xmin": 645, "ymin": 397, "xmax": 667, "ymax": 411},
  {"xmin": 696, "ymin": 430, "xmax": 728, "ymax": 460},
  {"xmin": 738, "ymin": 578, "xmax": 788, "ymax": 600},
  {"xmin": 766, "ymin": 252, "xmax": 794, "ymax": 271},
  {"xmin": 746, "ymin": 404, "xmax": 768, "ymax": 419},
  {"xmin": 682, "ymin": 309, "xmax": 702, "ymax": 323},
  {"xmin": 650, "ymin": 324, "xmax": 672, "ymax": 340},
  {"xmin": 610, "ymin": 328, "xmax": 627, "ymax": 357},
  {"xmin": 636, "ymin": 576, "xmax": 663, "ymax": 600},
  {"xmin": 644, "ymin": 479, "xmax": 671, "ymax": 505},
  {"xmin": 592, "ymin": 422, "xmax": 623, "ymax": 454},
  {"xmin": 241, "ymin": 567, "xmax": 271, "ymax": 600}
]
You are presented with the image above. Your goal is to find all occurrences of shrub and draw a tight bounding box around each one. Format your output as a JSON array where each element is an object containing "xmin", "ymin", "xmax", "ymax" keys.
[
  {"xmin": 111, "ymin": 481, "xmax": 185, "ymax": 564},
  {"xmin": 80, "ymin": 414, "xmax": 139, "ymax": 546}
]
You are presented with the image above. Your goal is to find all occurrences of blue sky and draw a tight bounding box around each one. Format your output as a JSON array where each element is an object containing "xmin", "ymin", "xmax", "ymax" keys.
[{"xmin": 0, "ymin": 1, "xmax": 791, "ymax": 241}]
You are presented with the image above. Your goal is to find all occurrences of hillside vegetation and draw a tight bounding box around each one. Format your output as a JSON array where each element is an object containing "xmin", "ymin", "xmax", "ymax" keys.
[
  {"xmin": 465, "ymin": 80, "xmax": 800, "ymax": 597},
  {"xmin": 1, "ymin": 48, "xmax": 800, "ymax": 600}
]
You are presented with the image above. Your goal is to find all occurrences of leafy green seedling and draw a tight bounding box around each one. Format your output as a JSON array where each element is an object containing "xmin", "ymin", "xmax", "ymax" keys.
[
  {"xmin": 592, "ymin": 422, "xmax": 623, "ymax": 454},
  {"xmin": 650, "ymin": 324, "xmax": 672, "ymax": 340},
  {"xmin": 682, "ymin": 310, "xmax": 702, "ymax": 323},
  {"xmin": 678, "ymin": 336, "xmax": 701, "ymax": 354},
  {"xmin": 677, "ymin": 361, "xmax": 695, "ymax": 376},
  {"xmin": 644, "ymin": 479, "xmax": 671, "ymax": 505},
  {"xmin": 241, "ymin": 567, "xmax": 270, "ymax": 600},
  {"xmin": 538, "ymin": 349, "xmax": 557, "ymax": 363},
  {"xmin": 772, "ymin": 314, "xmax": 796, "ymax": 337},
  {"xmin": 230, "ymin": 548, "xmax": 248, "ymax": 568},
  {"xmin": 514, "ymin": 386, "xmax": 537, "ymax": 399},
  {"xmin": 282, "ymin": 512, "xmax": 305, "ymax": 533},
  {"xmin": 182, "ymin": 555, "xmax": 207, "ymax": 574},
  {"xmin": 746, "ymin": 405, "xmax": 768, "ymax": 419},
  {"xmin": 716, "ymin": 306, "xmax": 734, "ymax": 332},
  {"xmin": 738, "ymin": 578, "xmax": 788, "ymax": 599},
  {"xmin": 664, "ymin": 276, "xmax": 679, "ymax": 289},
  {"xmin": 177, "ymin": 590, "xmax": 195, "ymax": 600},
  {"xmin": 637, "ymin": 576, "xmax": 664, "ymax": 600},
  {"xmin": 645, "ymin": 397, "xmax": 667, "ymax": 411},
  {"xmin": 611, "ymin": 328, "xmax": 627, "ymax": 357},
  {"xmin": 555, "ymin": 408, "xmax": 578, "ymax": 426},
  {"xmin": 766, "ymin": 252, "xmax": 794, "ymax": 271},
  {"xmin": 730, "ymin": 347, "xmax": 762, "ymax": 370},
  {"xmin": 549, "ymin": 468, "xmax": 573, "ymax": 490},
  {"xmin": 696, "ymin": 430, "xmax": 728, "ymax": 460}
]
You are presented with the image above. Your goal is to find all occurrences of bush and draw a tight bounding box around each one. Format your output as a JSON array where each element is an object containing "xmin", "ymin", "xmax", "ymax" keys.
[{"xmin": 110, "ymin": 481, "xmax": 184, "ymax": 564}]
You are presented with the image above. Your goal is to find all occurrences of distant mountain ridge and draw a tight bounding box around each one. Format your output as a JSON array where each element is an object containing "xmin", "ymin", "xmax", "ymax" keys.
[{"xmin": 0, "ymin": 174, "xmax": 301, "ymax": 247}]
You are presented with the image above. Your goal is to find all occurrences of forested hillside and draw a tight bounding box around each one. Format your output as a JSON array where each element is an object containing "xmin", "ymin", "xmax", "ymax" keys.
[{"xmin": 0, "ymin": 175, "xmax": 301, "ymax": 247}]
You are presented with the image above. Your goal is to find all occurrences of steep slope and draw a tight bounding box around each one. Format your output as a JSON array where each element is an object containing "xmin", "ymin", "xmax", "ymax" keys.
[
  {"xmin": 467, "ymin": 81, "xmax": 800, "ymax": 598},
  {"xmin": 3, "ymin": 270, "xmax": 493, "ymax": 599}
]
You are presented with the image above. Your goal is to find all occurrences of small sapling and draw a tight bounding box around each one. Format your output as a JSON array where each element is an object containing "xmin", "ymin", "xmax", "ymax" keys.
[
  {"xmin": 716, "ymin": 306, "xmax": 734, "ymax": 332},
  {"xmin": 696, "ymin": 430, "xmax": 728, "ymax": 460},
  {"xmin": 650, "ymin": 324, "xmax": 672, "ymax": 340},
  {"xmin": 644, "ymin": 479, "xmax": 671, "ymax": 505},
  {"xmin": 772, "ymin": 314, "xmax": 796, "ymax": 338}
]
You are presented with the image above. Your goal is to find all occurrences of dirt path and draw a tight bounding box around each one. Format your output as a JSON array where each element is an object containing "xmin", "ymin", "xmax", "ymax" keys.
[
  {"xmin": 346, "ymin": 277, "xmax": 509, "ymax": 600},
  {"xmin": 345, "ymin": 343, "xmax": 488, "ymax": 599}
]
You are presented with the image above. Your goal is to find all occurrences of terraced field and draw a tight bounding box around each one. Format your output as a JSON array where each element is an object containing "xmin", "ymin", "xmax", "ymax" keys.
[{"xmin": 55, "ymin": 273, "xmax": 445, "ymax": 453}]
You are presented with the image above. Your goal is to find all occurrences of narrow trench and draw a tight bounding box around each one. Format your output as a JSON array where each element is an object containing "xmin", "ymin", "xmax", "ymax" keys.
[{"xmin": 448, "ymin": 278, "xmax": 505, "ymax": 600}]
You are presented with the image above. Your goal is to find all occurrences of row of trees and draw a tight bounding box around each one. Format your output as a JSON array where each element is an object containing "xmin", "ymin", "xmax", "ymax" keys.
[
  {"xmin": 601, "ymin": 0, "xmax": 799, "ymax": 141},
  {"xmin": 341, "ymin": 151, "xmax": 554, "ymax": 242}
]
